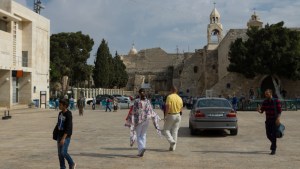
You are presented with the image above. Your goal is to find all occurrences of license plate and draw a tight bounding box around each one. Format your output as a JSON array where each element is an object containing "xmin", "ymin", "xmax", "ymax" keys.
[{"xmin": 208, "ymin": 113, "xmax": 223, "ymax": 117}]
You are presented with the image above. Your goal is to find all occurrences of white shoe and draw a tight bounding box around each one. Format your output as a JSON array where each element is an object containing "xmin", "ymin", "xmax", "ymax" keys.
[{"xmin": 169, "ymin": 142, "xmax": 176, "ymax": 151}]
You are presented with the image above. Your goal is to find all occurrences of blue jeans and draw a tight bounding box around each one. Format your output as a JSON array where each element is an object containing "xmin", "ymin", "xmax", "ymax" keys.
[
  {"xmin": 105, "ymin": 105, "xmax": 111, "ymax": 112},
  {"xmin": 57, "ymin": 137, "xmax": 75, "ymax": 169}
]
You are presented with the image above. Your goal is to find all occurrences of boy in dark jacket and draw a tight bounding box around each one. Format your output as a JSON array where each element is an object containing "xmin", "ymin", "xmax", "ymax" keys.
[{"xmin": 53, "ymin": 99, "xmax": 76, "ymax": 169}]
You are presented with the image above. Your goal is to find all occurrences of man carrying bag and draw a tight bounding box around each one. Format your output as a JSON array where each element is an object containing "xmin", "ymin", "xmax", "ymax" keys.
[{"xmin": 257, "ymin": 89, "xmax": 283, "ymax": 155}]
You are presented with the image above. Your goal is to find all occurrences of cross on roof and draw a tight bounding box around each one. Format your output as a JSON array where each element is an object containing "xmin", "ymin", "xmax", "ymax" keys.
[{"xmin": 253, "ymin": 8, "xmax": 256, "ymax": 14}]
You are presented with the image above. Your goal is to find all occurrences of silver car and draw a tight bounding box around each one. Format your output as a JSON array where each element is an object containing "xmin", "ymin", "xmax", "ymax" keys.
[{"xmin": 189, "ymin": 97, "xmax": 238, "ymax": 135}]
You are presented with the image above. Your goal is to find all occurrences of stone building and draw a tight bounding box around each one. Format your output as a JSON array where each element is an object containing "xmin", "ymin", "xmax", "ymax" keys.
[
  {"xmin": 122, "ymin": 45, "xmax": 183, "ymax": 95},
  {"xmin": 122, "ymin": 6, "xmax": 300, "ymax": 99},
  {"xmin": 0, "ymin": 0, "xmax": 50, "ymax": 109}
]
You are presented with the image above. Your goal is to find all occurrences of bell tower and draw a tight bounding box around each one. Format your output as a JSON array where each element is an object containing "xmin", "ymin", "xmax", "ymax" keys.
[{"xmin": 207, "ymin": 3, "xmax": 223, "ymax": 50}]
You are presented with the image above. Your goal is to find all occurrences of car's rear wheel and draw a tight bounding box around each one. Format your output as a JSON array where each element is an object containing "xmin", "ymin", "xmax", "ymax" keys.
[
  {"xmin": 230, "ymin": 128, "xmax": 238, "ymax": 135},
  {"xmin": 189, "ymin": 122, "xmax": 196, "ymax": 135}
]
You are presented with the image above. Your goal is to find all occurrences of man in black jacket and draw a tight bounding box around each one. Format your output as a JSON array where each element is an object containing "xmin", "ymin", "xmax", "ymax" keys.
[{"xmin": 53, "ymin": 99, "xmax": 76, "ymax": 169}]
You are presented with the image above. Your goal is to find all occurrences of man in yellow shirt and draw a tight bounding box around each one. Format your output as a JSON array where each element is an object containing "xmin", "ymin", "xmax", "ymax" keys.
[{"xmin": 163, "ymin": 85, "xmax": 183, "ymax": 151}]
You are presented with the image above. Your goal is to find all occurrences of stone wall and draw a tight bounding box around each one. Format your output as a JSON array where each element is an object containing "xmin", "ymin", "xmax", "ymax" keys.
[
  {"xmin": 123, "ymin": 47, "xmax": 183, "ymax": 94},
  {"xmin": 218, "ymin": 29, "xmax": 248, "ymax": 81},
  {"xmin": 278, "ymin": 78, "xmax": 300, "ymax": 98},
  {"xmin": 0, "ymin": 70, "xmax": 10, "ymax": 107},
  {"xmin": 178, "ymin": 50, "xmax": 205, "ymax": 96},
  {"xmin": 0, "ymin": 0, "xmax": 11, "ymax": 12}
]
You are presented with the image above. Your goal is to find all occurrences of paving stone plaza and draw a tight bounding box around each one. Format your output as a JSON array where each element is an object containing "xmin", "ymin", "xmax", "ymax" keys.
[{"xmin": 1, "ymin": 106, "xmax": 300, "ymax": 169}]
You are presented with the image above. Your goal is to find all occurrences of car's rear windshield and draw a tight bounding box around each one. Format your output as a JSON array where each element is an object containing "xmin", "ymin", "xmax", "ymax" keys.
[{"xmin": 197, "ymin": 99, "xmax": 231, "ymax": 108}]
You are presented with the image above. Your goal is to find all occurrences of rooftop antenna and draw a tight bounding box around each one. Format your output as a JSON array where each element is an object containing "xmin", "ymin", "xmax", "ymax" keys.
[{"xmin": 34, "ymin": 0, "xmax": 45, "ymax": 14}]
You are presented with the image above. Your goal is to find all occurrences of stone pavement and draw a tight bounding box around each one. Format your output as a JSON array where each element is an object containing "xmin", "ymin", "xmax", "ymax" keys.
[{"xmin": 0, "ymin": 106, "xmax": 300, "ymax": 169}]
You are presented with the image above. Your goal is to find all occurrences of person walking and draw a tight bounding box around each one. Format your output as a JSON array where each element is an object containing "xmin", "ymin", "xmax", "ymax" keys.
[
  {"xmin": 105, "ymin": 98, "xmax": 112, "ymax": 112},
  {"xmin": 163, "ymin": 85, "xmax": 183, "ymax": 151},
  {"xmin": 113, "ymin": 97, "xmax": 118, "ymax": 112},
  {"xmin": 92, "ymin": 97, "xmax": 96, "ymax": 110},
  {"xmin": 55, "ymin": 98, "xmax": 59, "ymax": 111},
  {"xmin": 125, "ymin": 88, "xmax": 161, "ymax": 157},
  {"xmin": 232, "ymin": 93, "xmax": 238, "ymax": 113},
  {"xmin": 77, "ymin": 97, "xmax": 85, "ymax": 116},
  {"xmin": 257, "ymin": 89, "xmax": 282, "ymax": 155},
  {"xmin": 69, "ymin": 96, "xmax": 75, "ymax": 110},
  {"xmin": 52, "ymin": 99, "xmax": 76, "ymax": 169}
]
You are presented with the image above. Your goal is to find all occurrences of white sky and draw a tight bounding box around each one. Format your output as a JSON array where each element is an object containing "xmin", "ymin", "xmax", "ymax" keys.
[{"xmin": 15, "ymin": 0, "xmax": 300, "ymax": 65}]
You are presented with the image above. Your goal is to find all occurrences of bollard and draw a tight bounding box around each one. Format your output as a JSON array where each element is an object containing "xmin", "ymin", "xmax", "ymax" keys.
[
  {"xmin": 2, "ymin": 110, "xmax": 12, "ymax": 120},
  {"xmin": 7, "ymin": 110, "xmax": 11, "ymax": 119}
]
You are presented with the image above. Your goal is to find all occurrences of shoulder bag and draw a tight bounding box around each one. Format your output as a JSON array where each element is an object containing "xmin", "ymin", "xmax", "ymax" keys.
[{"xmin": 273, "ymin": 99, "xmax": 285, "ymax": 138}]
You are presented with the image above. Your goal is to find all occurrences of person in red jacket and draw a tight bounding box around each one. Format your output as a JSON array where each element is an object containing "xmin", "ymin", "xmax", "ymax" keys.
[{"xmin": 257, "ymin": 89, "xmax": 282, "ymax": 155}]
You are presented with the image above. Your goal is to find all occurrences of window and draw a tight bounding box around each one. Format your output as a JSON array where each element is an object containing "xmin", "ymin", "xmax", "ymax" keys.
[
  {"xmin": 0, "ymin": 19, "xmax": 8, "ymax": 32},
  {"xmin": 226, "ymin": 83, "xmax": 231, "ymax": 89},
  {"xmin": 22, "ymin": 51, "xmax": 28, "ymax": 67},
  {"xmin": 193, "ymin": 66, "xmax": 198, "ymax": 73}
]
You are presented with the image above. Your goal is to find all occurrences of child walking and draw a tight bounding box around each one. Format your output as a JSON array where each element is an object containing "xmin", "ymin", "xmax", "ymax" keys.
[{"xmin": 53, "ymin": 99, "xmax": 76, "ymax": 169}]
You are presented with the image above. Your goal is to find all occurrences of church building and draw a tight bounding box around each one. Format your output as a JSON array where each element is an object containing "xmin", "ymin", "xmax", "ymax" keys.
[{"xmin": 122, "ymin": 6, "xmax": 300, "ymax": 98}]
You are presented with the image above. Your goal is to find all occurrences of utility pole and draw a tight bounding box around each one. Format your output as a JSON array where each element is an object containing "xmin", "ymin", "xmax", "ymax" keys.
[{"xmin": 34, "ymin": 0, "xmax": 45, "ymax": 14}]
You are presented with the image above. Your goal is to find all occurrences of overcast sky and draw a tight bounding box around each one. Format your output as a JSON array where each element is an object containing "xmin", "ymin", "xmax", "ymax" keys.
[{"xmin": 15, "ymin": 0, "xmax": 300, "ymax": 64}]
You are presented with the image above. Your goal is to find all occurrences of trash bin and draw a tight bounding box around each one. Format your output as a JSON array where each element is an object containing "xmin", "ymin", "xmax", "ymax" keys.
[{"xmin": 33, "ymin": 99, "xmax": 39, "ymax": 108}]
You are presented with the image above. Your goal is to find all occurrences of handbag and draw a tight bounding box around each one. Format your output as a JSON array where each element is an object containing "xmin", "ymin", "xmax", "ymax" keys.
[
  {"xmin": 273, "ymin": 99, "xmax": 285, "ymax": 138},
  {"xmin": 52, "ymin": 125, "xmax": 58, "ymax": 141},
  {"xmin": 276, "ymin": 123, "xmax": 285, "ymax": 138}
]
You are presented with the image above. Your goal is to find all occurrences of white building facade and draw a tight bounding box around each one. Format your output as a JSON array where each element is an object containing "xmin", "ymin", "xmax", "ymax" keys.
[{"xmin": 0, "ymin": 0, "xmax": 50, "ymax": 109}]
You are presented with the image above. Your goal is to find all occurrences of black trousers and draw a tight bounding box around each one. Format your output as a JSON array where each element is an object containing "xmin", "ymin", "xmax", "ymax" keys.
[{"xmin": 265, "ymin": 119, "xmax": 277, "ymax": 151}]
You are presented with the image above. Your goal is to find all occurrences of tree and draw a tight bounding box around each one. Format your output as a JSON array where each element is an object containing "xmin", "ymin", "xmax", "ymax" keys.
[
  {"xmin": 228, "ymin": 21, "xmax": 300, "ymax": 98},
  {"xmin": 93, "ymin": 41, "xmax": 128, "ymax": 88},
  {"xmin": 112, "ymin": 51, "xmax": 129, "ymax": 88},
  {"xmin": 50, "ymin": 31, "xmax": 94, "ymax": 89},
  {"xmin": 93, "ymin": 39, "xmax": 112, "ymax": 88}
]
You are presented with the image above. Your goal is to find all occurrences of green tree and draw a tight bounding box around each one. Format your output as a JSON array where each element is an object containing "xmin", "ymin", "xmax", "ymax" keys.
[
  {"xmin": 112, "ymin": 51, "xmax": 129, "ymax": 88},
  {"xmin": 228, "ymin": 21, "xmax": 300, "ymax": 98},
  {"xmin": 93, "ymin": 39, "xmax": 112, "ymax": 88},
  {"xmin": 50, "ymin": 31, "xmax": 94, "ymax": 88}
]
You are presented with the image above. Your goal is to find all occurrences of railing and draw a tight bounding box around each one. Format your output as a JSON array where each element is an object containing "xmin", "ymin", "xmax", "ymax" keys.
[{"xmin": 237, "ymin": 99, "xmax": 300, "ymax": 111}]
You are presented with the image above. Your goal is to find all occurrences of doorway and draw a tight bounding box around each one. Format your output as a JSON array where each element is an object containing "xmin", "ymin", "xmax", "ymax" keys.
[
  {"xmin": 12, "ymin": 77, "xmax": 19, "ymax": 103},
  {"xmin": 260, "ymin": 76, "xmax": 279, "ymax": 98}
]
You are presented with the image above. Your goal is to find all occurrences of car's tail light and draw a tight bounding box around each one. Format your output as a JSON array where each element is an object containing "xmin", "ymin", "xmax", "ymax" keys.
[
  {"xmin": 195, "ymin": 110, "xmax": 205, "ymax": 118},
  {"xmin": 227, "ymin": 111, "xmax": 236, "ymax": 118}
]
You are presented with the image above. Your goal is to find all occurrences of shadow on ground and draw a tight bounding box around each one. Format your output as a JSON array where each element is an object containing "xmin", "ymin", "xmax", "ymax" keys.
[
  {"xmin": 192, "ymin": 150, "xmax": 269, "ymax": 155},
  {"xmin": 178, "ymin": 127, "xmax": 230, "ymax": 138},
  {"xmin": 71, "ymin": 147, "xmax": 169, "ymax": 159},
  {"xmin": 102, "ymin": 147, "xmax": 169, "ymax": 152},
  {"xmin": 72, "ymin": 152, "xmax": 137, "ymax": 159}
]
